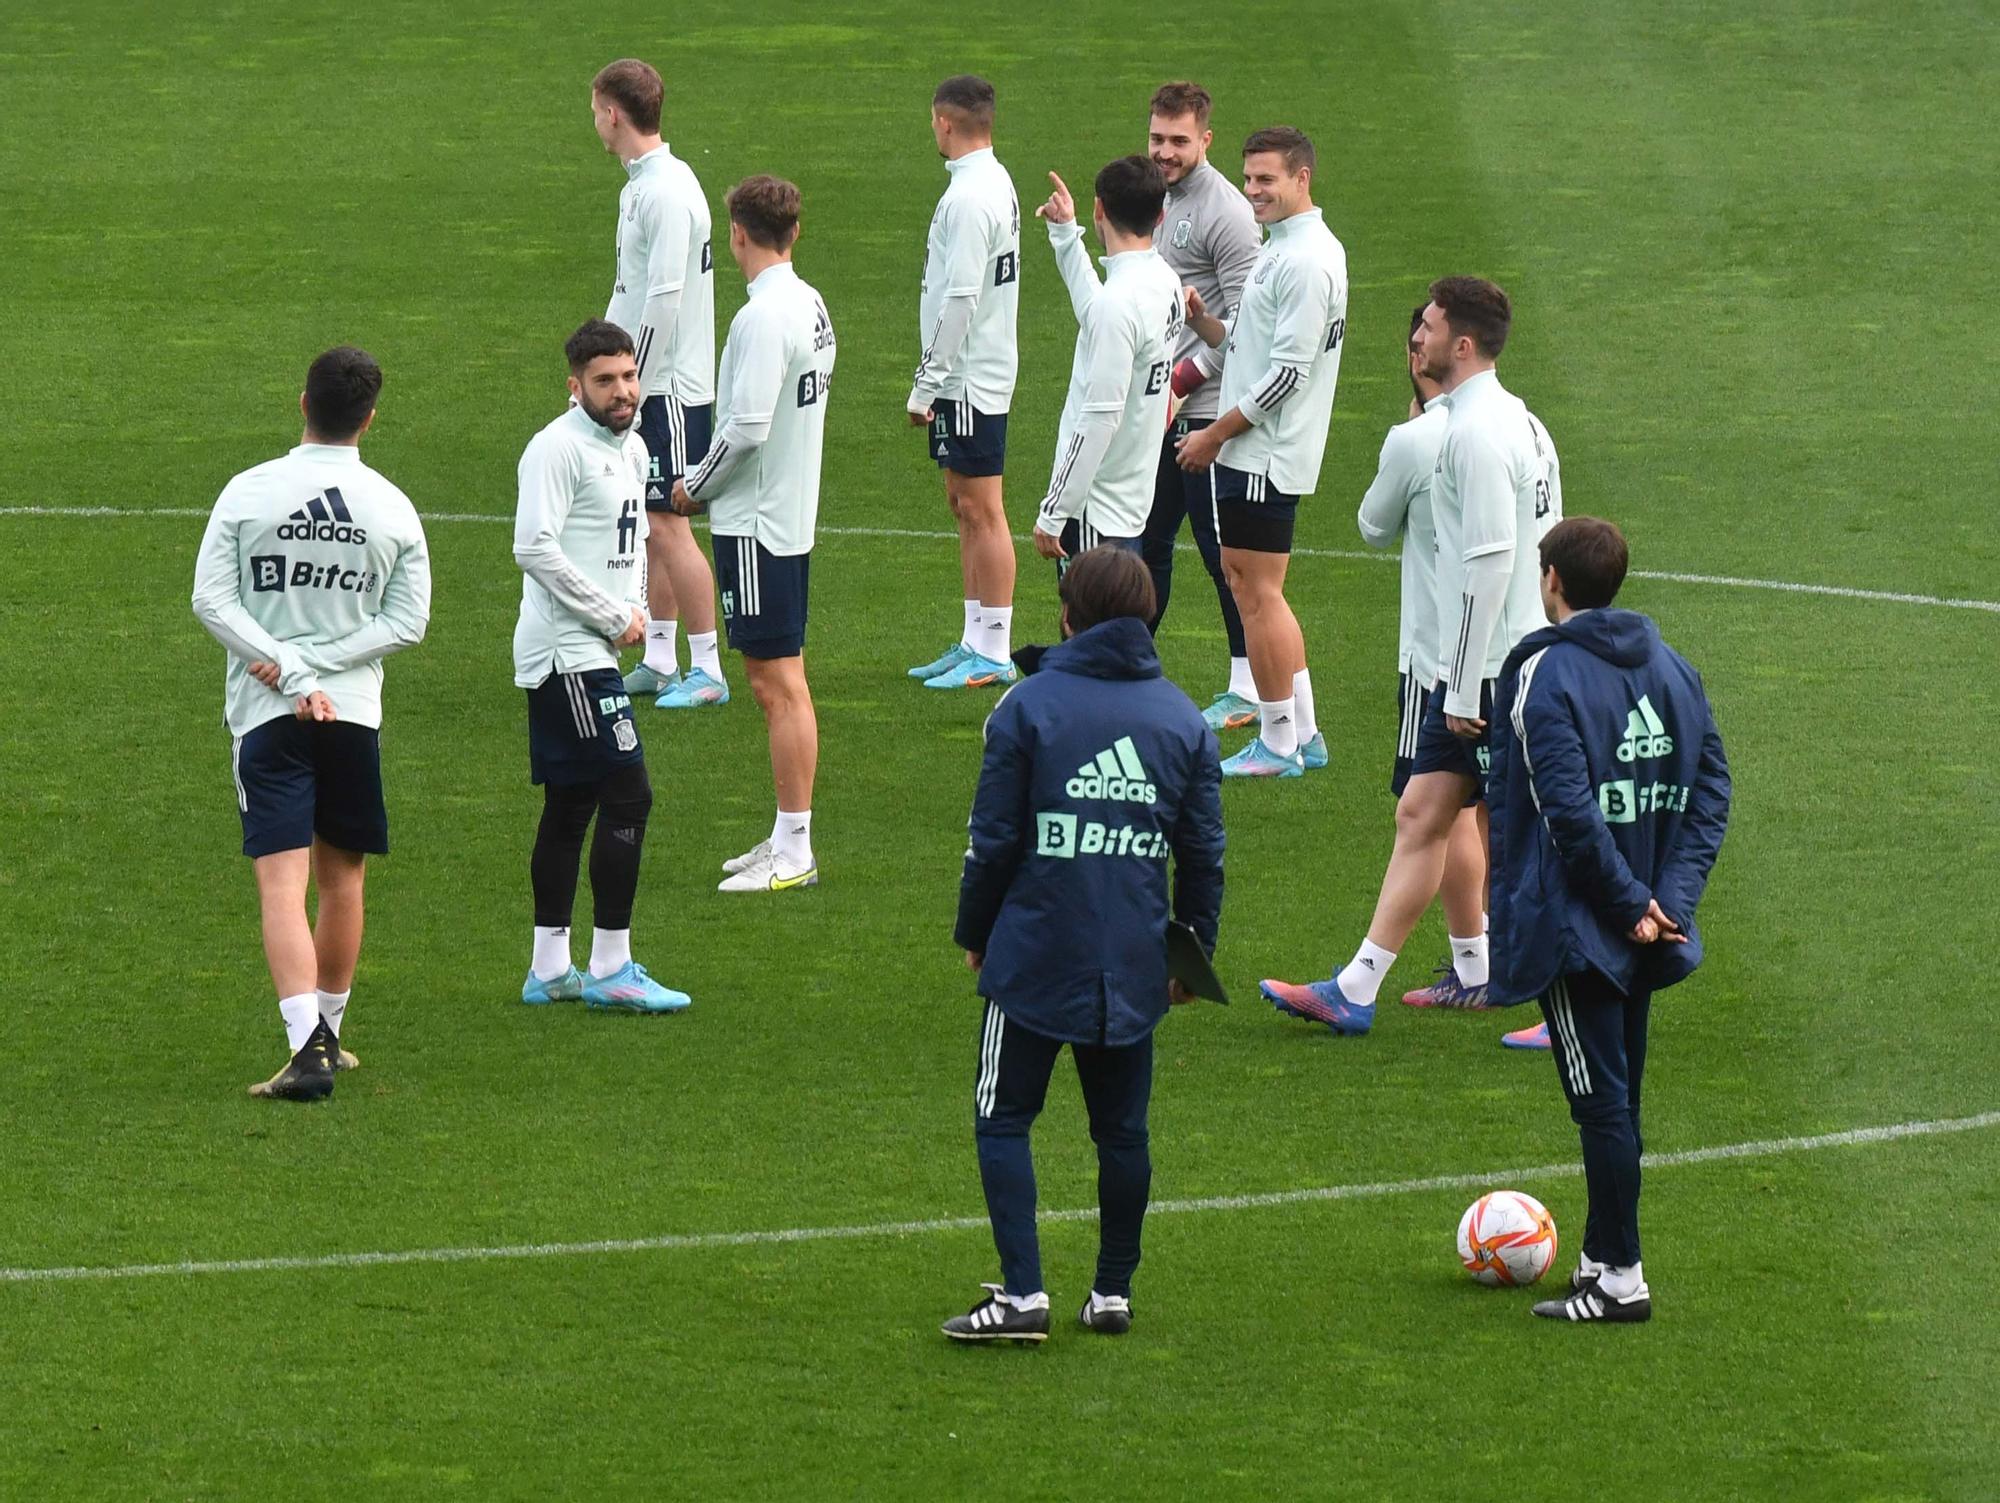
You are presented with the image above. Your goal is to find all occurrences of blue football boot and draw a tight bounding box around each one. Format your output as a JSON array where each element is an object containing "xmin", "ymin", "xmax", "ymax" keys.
[
  {"xmin": 909, "ymin": 643, "xmax": 971, "ymax": 680},
  {"xmin": 582, "ymin": 961, "xmax": 691, "ymax": 1014},
  {"xmin": 1220, "ymin": 738, "xmax": 1304, "ymax": 777},
  {"xmin": 521, "ymin": 965, "xmax": 584, "ymax": 1006},
  {"xmin": 656, "ymin": 666, "xmax": 729, "ymax": 709},
  {"xmin": 623, "ymin": 663, "xmax": 680, "ymax": 697},
  {"xmin": 1300, "ymin": 732, "xmax": 1329, "ymax": 770},
  {"xmin": 1260, "ymin": 972, "xmax": 1375, "ymax": 1035},
  {"xmin": 924, "ymin": 652, "xmax": 1017, "ymax": 690}
]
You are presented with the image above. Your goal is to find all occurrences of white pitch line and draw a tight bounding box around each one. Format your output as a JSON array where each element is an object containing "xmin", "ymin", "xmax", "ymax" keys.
[
  {"xmin": 2, "ymin": 504, "xmax": 1994, "ymax": 613},
  {"xmin": 3, "ymin": 1110, "xmax": 1992, "ymax": 1287}
]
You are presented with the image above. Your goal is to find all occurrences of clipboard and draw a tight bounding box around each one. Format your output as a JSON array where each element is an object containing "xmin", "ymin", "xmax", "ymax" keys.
[{"xmin": 1167, "ymin": 921, "xmax": 1230, "ymax": 1004}]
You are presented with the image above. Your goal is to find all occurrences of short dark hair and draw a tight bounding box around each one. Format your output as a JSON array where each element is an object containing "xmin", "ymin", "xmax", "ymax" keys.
[
  {"xmin": 1540, "ymin": 516, "xmax": 1629, "ymax": 609},
  {"xmin": 302, "ymin": 347, "xmax": 381, "ymax": 441},
  {"xmin": 1427, "ymin": 275, "xmax": 1512, "ymax": 359},
  {"xmin": 1409, "ymin": 303, "xmax": 1428, "ymax": 340},
  {"xmin": 592, "ymin": 59, "xmax": 663, "ymax": 134},
  {"xmin": 1095, "ymin": 155, "xmax": 1168, "ymax": 237},
  {"xmin": 564, "ymin": 318, "xmax": 635, "ymax": 374},
  {"xmin": 933, "ymin": 74, "xmax": 995, "ymax": 131},
  {"xmin": 727, "ymin": 175, "xmax": 802, "ymax": 250},
  {"xmin": 1242, "ymin": 125, "xmax": 1314, "ymax": 175},
  {"xmin": 1149, "ymin": 81, "xmax": 1212, "ymax": 126},
  {"xmin": 1061, "ymin": 545, "xmax": 1157, "ymax": 634}
]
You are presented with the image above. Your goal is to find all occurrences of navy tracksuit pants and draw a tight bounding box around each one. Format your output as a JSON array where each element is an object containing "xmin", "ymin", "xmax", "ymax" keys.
[
  {"xmin": 1142, "ymin": 420, "xmax": 1245, "ymax": 657},
  {"xmin": 972, "ymin": 1000, "xmax": 1154, "ymax": 1299},
  {"xmin": 1540, "ymin": 968, "xmax": 1653, "ymax": 1269}
]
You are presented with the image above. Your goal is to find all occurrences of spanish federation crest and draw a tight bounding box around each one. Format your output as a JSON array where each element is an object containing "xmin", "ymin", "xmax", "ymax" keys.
[{"xmin": 1171, "ymin": 217, "xmax": 1194, "ymax": 250}]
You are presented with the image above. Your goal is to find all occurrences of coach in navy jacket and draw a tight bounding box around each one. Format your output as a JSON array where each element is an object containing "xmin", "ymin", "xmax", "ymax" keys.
[
  {"xmin": 955, "ymin": 599, "xmax": 1225, "ymax": 1048},
  {"xmin": 1488, "ymin": 599, "xmax": 1731, "ymax": 1008},
  {"xmin": 942, "ymin": 546, "xmax": 1224, "ymax": 1344},
  {"xmin": 1488, "ymin": 516, "xmax": 1730, "ymax": 1324}
]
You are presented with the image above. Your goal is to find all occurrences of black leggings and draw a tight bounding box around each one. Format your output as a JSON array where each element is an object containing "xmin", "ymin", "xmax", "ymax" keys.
[{"xmin": 530, "ymin": 761, "xmax": 653, "ymax": 930}]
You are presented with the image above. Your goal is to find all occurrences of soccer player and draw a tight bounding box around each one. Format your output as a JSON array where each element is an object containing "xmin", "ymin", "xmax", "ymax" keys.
[
  {"xmin": 944, "ymin": 547, "xmax": 1224, "ymax": 1343},
  {"xmin": 1175, "ymin": 127, "xmax": 1347, "ymax": 777},
  {"xmin": 1483, "ymin": 518, "xmax": 1731, "ymax": 1322},
  {"xmin": 670, "ymin": 176, "xmax": 836, "ymax": 893},
  {"xmin": 904, "ymin": 75, "xmax": 1023, "ymax": 691},
  {"xmin": 191, "ymin": 347, "xmax": 432, "ymax": 1101},
  {"xmin": 1358, "ymin": 307, "xmax": 1490, "ymax": 1013},
  {"xmin": 1139, "ymin": 81, "xmax": 1263, "ymax": 729},
  {"xmin": 1260, "ymin": 277, "xmax": 1561, "ymax": 1034},
  {"xmin": 514, "ymin": 320, "xmax": 690, "ymax": 1013},
  {"xmin": 590, "ymin": 58, "xmax": 728, "ymax": 711},
  {"xmin": 1029, "ymin": 157, "xmax": 1184, "ymax": 570}
]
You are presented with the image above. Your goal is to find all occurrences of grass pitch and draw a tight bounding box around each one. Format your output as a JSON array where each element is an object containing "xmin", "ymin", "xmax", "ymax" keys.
[{"xmin": 1, "ymin": 2, "xmax": 1996, "ymax": 1498}]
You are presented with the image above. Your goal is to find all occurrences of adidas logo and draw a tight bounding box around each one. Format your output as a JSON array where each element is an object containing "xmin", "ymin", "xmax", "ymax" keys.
[
  {"xmin": 1616, "ymin": 695, "xmax": 1674, "ymax": 763},
  {"xmin": 277, "ymin": 488, "xmax": 366, "ymax": 544},
  {"xmin": 1066, "ymin": 736, "xmax": 1158, "ymax": 804}
]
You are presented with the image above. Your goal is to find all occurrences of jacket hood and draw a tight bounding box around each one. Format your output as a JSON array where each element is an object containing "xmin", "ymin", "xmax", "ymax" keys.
[
  {"xmin": 1506, "ymin": 608, "xmax": 1659, "ymax": 676},
  {"xmin": 1024, "ymin": 618, "xmax": 1162, "ymax": 682}
]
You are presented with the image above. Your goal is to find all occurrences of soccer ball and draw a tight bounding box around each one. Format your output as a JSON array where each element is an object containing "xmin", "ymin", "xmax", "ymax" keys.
[{"xmin": 1456, "ymin": 1190, "xmax": 1558, "ymax": 1287}]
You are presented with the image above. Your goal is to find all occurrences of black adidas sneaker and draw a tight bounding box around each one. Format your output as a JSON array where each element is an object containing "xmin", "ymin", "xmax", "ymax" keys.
[
  {"xmin": 248, "ymin": 1021, "xmax": 336, "ymax": 1102},
  {"xmin": 1078, "ymin": 1293, "xmax": 1133, "ymax": 1335},
  {"xmin": 1533, "ymin": 1277, "xmax": 1651, "ymax": 1323},
  {"xmin": 941, "ymin": 1284, "xmax": 1050, "ymax": 1344}
]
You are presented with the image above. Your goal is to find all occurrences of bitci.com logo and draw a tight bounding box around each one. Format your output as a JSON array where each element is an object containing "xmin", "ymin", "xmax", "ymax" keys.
[{"xmin": 250, "ymin": 555, "xmax": 379, "ymax": 595}]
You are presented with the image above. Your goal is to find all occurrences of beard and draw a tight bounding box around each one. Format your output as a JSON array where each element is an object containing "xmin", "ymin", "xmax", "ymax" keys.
[{"xmin": 578, "ymin": 389, "xmax": 636, "ymax": 433}]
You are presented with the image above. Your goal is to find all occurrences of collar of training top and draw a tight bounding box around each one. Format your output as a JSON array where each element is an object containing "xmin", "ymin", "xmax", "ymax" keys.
[
  {"xmin": 1264, "ymin": 205, "xmax": 1325, "ymax": 240},
  {"xmin": 946, "ymin": 145, "xmax": 995, "ymax": 174},
  {"xmin": 746, "ymin": 262, "xmax": 799, "ymax": 297},
  {"xmin": 624, "ymin": 143, "xmax": 671, "ymax": 175}
]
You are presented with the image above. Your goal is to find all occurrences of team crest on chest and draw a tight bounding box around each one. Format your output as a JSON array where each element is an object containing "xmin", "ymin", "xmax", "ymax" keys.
[{"xmin": 1171, "ymin": 218, "xmax": 1193, "ymax": 249}]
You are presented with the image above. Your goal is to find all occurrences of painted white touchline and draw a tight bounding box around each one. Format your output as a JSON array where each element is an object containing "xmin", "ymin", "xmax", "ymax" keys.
[
  {"xmin": 3, "ymin": 1110, "xmax": 1991, "ymax": 1286},
  {"xmin": 2, "ymin": 504, "xmax": 1994, "ymax": 614}
]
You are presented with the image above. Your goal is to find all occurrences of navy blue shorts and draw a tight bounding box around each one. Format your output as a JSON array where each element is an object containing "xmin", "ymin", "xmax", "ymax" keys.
[
  {"xmin": 1056, "ymin": 518, "xmax": 1142, "ymax": 577},
  {"xmin": 1390, "ymin": 669, "xmax": 1431, "ymax": 798},
  {"xmin": 716, "ymin": 534, "xmax": 811, "ymax": 659},
  {"xmin": 638, "ymin": 396, "xmax": 715, "ymax": 509},
  {"xmin": 929, "ymin": 399, "xmax": 1007, "ymax": 478},
  {"xmin": 1209, "ymin": 464, "xmax": 1299, "ymax": 553},
  {"xmin": 232, "ymin": 717, "xmax": 387, "ymax": 859},
  {"xmin": 526, "ymin": 668, "xmax": 644, "ymax": 786},
  {"xmin": 1411, "ymin": 677, "xmax": 1497, "ymax": 798}
]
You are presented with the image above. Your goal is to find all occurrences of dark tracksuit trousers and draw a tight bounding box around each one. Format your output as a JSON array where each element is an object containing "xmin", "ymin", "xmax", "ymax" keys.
[
  {"xmin": 1142, "ymin": 420, "xmax": 1245, "ymax": 656},
  {"xmin": 1540, "ymin": 967, "xmax": 1652, "ymax": 1268},
  {"xmin": 972, "ymin": 1000, "xmax": 1154, "ymax": 1299}
]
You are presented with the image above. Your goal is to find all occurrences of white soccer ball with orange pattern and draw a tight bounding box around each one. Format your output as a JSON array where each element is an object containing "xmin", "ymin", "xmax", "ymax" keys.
[{"xmin": 1456, "ymin": 1190, "xmax": 1559, "ymax": 1286}]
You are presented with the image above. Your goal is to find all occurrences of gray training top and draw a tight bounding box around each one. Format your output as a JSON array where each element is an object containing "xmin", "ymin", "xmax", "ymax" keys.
[{"xmin": 1153, "ymin": 160, "xmax": 1263, "ymax": 422}]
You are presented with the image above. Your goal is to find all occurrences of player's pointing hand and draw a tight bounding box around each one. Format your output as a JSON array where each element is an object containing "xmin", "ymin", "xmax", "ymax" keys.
[{"xmin": 1036, "ymin": 171, "xmax": 1075, "ymax": 225}]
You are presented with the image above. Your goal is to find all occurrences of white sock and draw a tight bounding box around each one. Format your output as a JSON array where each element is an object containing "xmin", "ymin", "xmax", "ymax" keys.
[
  {"xmin": 1258, "ymin": 696, "xmax": 1298, "ymax": 757},
  {"xmin": 1088, "ymin": 1289, "xmax": 1130, "ymax": 1312},
  {"xmin": 588, "ymin": 928, "xmax": 631, "ymax": 979},
  {"xmin": 1227, "ymin": 656, "xmax": 1255, "ymax": 700},
  {"xmin": 278, "ymin": 993, "xmax": 320, "ymax": 1053},
  {"xmin": 687, "ymin": 630, "xmax": 722, "ymax": 680},
  {"xmin": 1000, "ymin": 1289, "xmax": 1050, "ymax": 1311},
  {"xmin": 1597, "ymin": 1262, "xmax": 1646, "ymax": 1300},
  {"xmin": 772, "ymin": 808, "xmax": 813, "ymax": 869},
  {"xmin": 532, "ymin": 925, "xmax": 572, "ymax": 981},
  {"xmin": 643, "ymin": 619, "xmax": 679, "ymax": 676},
  {"xmin": 316, "ymin": 988, "xmax": 350, "ymax": 1037},
  {"xmin": 980, "ymin": 604, "xmax": 1013, "ymax": 662},
  {"xmin": 1578, "ymin": 1252, "xmax": 1606, "ymax": 1279},
  {"xmin": 960, "ymin": 599, "xmax": 982, "ymax": 653},
  {"xmin": 1483, "ymin": 912, "xmax": 1490, "ymax": 933},
  {"xmin": 1450, "ymin": 932, "xmax": 1489, "ymax": 987},
  {"xmin": 1338, "ymin": 940, "xmax": 1398, "ymax": 1005},
  {"xmin": 1292, "ymin": 668, "xmax": 1318, "ymax": 742}
]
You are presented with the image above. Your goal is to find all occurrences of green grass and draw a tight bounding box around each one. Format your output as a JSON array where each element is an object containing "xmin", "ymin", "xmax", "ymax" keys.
[{"xmin": 2, "ymin": 1, "xmax": 1997, "ymax": 1498}]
